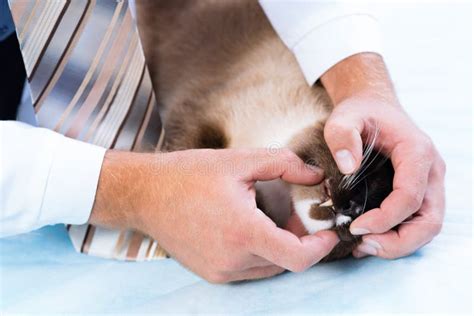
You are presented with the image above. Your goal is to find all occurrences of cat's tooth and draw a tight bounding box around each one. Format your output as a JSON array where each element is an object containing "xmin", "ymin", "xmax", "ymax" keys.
[{"xmin": 320, "ymin": 199, "xmax": 333, "ymax": 207}]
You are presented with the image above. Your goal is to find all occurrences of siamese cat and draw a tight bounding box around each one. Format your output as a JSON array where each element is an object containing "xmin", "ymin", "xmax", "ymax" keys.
[{"xmin": 136, "ymin": 0, "xmax": 394, "ymax": 261}]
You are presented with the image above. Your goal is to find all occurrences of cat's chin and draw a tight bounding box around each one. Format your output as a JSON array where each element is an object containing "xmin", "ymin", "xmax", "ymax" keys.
[{"xmin": 286, "ymin": 198, "xmax": 361, "ymax": 261}]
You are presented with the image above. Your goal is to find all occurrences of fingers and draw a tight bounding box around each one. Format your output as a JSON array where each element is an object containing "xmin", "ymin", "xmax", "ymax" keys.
[
  {"xmin": 249, "ymin": 211, "xmax": 339, "ymax": 272},
  {"xmin": 350, "ymin": 139, "xmax": 433, "ymax": 235},
  {"xmin": 204, "ymin": 255, "xmax": 285, "ymax": 283},
  {"xmin": 354, "ymin": 154, "xmax": 445, "ymax": 259},
  {"xmin": 284, "ymin": 212, "xmax": 308, "ymax": 238},
  {"xmin": 207, "ymin": 265, "xmax": 285, "ymax": 284},
  {"xmin": 350, "ymin": 189, "xmax": 424, "ymax": 235},
  {"xmin": 323, "ymin": 109, "xmax": 364, "ymax": 174},
  {"xmin": 355, "ymin": 212, "xmax": 442, "ymax": 259},
  {"xmin": 226, "ymin": 265, "xmax": 286, "ymax": 283},
  {"xmin": 352, "ymin": 249, "xmax": 370, "ymax": 259},
  {"xmin": 242, "ymin": 148, "xmax": 324, "ymax": 185},
  {"xmin": 237, "ymin": 254, "xmax": 276, "ymax": 270}
]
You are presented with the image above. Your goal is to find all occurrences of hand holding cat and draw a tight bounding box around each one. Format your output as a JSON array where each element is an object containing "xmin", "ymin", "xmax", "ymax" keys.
[
  {"xmin": 90, "ymin": 148, "xmax": 339, "ymax": 283},
  {"xmin": 321, "ymin": 53, "xmax": 446, "ymax": 259}
]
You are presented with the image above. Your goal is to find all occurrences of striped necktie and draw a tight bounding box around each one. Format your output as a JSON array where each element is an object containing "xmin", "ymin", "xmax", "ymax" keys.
[{"xmin": 9, "ymin": 0, "xmax": 168, "ymax": 261}]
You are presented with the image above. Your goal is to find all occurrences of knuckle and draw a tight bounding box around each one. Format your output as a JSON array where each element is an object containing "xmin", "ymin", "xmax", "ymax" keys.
[
  {"xmin": 271, "ymin": 266, "xmax": 286, "ymax": 276},
  {"xmin": 377, "ymin": 244, "xmax": 408, "ymax": 260},
  {"xmin": 288, "ymin": 257, "xmax": 312, "ymax": 273},
  {"xmin": 324, "ymin": 118, "xmax": 350, "ymax": 139},
  {"xmin": 372, "ymin": 218, "xmax": 393, "ymax": 234},
  {"xmin": 417, "ymin": 134, "xmax": 434, "ymax": 155},
  {"xmin": 381, "ymin": 251, "xmax": 403, "ymax": 260},
  {"xmin": 429, "ymin": 221, "xmax": 443, "ymax": 236},
  {"xmin": 216, "ymin": 254, "xmax": 242, "ymax": 272},
  {"xmin": 279, "ymin": 148, "xmax": 298, "ymax": 162},
  {"xmin": 288, "ymin": 264, "xmax": 305, "ymax": 273},
  {"xmin": 405, "ymin": 190, "xmax": 424, "ymax": 211},
  {"xmin": 206, "ymin": 272, "xmax": 229, "ymax": 284},
  {"xmin": 437, "ymin": 156, "xmax": 447, "ymax": 175}
]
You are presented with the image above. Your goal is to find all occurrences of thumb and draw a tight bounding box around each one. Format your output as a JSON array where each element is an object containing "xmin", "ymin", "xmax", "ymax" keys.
[
  {"xmin": 324, "ymin": 111, "xmax": 364, "ymax": 175},
  {"xmin": 242, "ymin": 148, "xmax": 324, "ymax": 185}
]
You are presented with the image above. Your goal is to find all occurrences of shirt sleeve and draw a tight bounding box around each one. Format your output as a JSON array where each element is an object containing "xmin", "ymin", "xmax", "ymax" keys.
[
  {"xmin": 259, "ymin": 0, "xmax": 383, "ymax": 85},
  {"xmin": 0, "ymin": 121, "xmax": 106, "ymax": 237}
]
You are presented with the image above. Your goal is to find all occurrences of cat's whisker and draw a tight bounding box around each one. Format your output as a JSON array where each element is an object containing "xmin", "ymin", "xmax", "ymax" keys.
[
  {"xmin": 361, "ymin": 178, "xmax": 369, "ymax": 214},
  {"xmin": 350, "ymin": 152, "xmax": 390, "ymax": 190},
  {"xmin": 348, "ymin": 138, "xmax": 392, "ymax": 191},
  {"xmin": 340, "ymin": 174, "xmax": 353, "ymax": 190},
  {"xmin": 348, "ymin": 150, "xmax": 381, "ymax": 191},
  {"xmin": 348, "ymin": 145, "xmax": 386, "ymax": 191},
  {"xmin": 341, "ymin": 125, "xmax": 380, "ymax": 190},
  {"xmin": 347, "ymin": 130, "xmax": 382, "ymax": 190}
]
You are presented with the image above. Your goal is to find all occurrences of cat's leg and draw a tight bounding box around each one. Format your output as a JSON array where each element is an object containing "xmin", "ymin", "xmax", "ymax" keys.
[{"xmin": 163, "ymin": 109, "xmax": 229, "ymax": 151}]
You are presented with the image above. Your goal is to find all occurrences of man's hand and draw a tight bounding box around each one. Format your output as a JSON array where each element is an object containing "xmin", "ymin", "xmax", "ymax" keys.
[
  {"xmin": 89, "ymin": 148, "xmax": 339, "ymax": 283},
  {"xmin": 321, "ymin": 53, "xmax": 446, "ymax": 259}
]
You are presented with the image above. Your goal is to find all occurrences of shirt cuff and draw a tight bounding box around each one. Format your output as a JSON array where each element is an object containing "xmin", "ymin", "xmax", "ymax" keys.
[
  {"xmin": 291, "ymin": 14, "xmax": 383, "ymax": 85},
  {"xmin": 38, "ymin": 133, "xmax": 106, "ymax": 228}
]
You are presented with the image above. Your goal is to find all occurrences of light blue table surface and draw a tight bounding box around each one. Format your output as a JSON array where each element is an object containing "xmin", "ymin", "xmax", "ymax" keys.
[
  {"xmin": 1, "ymin": 2, "xmax": 472, "ymax": 314},
  {"xmin": 1, "ymin": 213, "xmax": 472, "ymax": 314}
]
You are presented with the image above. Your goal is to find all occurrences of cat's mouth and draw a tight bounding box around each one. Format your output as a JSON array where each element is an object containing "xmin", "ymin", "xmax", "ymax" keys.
[
  {"xmin": 319, "ymin": 198, "xmax": 333, "ymax": 208},
  {"xmin": 320, "ymin": 178, "xmax": 334, "ymax": 209}
]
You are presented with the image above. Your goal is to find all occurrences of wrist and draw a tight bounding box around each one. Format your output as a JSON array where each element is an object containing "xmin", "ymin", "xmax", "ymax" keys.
[
  {"xmin": 321, "ymin": 53, "xmax": 398, "ymax": 106},
  {"xmin": 336, "ymin": 89, "xmax": 400, "ymax": 110}
]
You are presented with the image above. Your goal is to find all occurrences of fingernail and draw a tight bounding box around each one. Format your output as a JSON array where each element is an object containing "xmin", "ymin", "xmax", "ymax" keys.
[
  {"xmin": 350, "ymin": 227, "xmax": 370, "ymax": 235},
  {"xmin": 357, "ymin": 239, "xmax": 382, "ymax": 256},
  {"xmin": 335, "ymin": 150, "xmax": 356, "ymax": 174}
]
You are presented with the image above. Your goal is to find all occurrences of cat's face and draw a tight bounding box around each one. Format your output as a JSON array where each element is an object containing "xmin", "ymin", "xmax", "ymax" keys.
[
  {"xmin": 290, "ymin": 124, "xmax": 394, "ymax": 260},
  {"xmin": 322, "ymin": 150, "xmax": 394, "ymax": 241}
]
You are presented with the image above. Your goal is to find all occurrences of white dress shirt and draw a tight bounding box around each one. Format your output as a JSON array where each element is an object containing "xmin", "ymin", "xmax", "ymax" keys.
[{"xmin": 0, "ymin": 0, "xmax": 382, "ymax": 237}]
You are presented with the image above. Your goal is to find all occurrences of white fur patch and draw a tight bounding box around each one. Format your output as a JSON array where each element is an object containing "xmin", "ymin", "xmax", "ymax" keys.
[
  {"xmin": 294, "ymin": 199, "xmax": 334, "ymax": 234},
  {"xmin": 336, "ymin": 214, "xmax": 352, "ymax": 226}
]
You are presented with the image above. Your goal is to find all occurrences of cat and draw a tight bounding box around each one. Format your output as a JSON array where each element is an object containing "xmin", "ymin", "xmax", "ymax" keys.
[{"xmin": 135, "ymin": 0, "xmax": 394, "ymax": 261}]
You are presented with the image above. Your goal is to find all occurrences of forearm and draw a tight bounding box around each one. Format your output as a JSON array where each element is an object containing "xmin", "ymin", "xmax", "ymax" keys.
[
  {"xmin": 320, "ymin": 53, "xmax": 398, "ymax": 105},
  {"xmin": 88, "ymin": 150, "xmax": 159, "ymax": 231}
]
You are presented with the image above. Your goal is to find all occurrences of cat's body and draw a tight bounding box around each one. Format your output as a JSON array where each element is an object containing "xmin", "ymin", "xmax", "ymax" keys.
[{"xmin": 136, "ymin": 0, "xmax": 394, "ymax": 261}]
